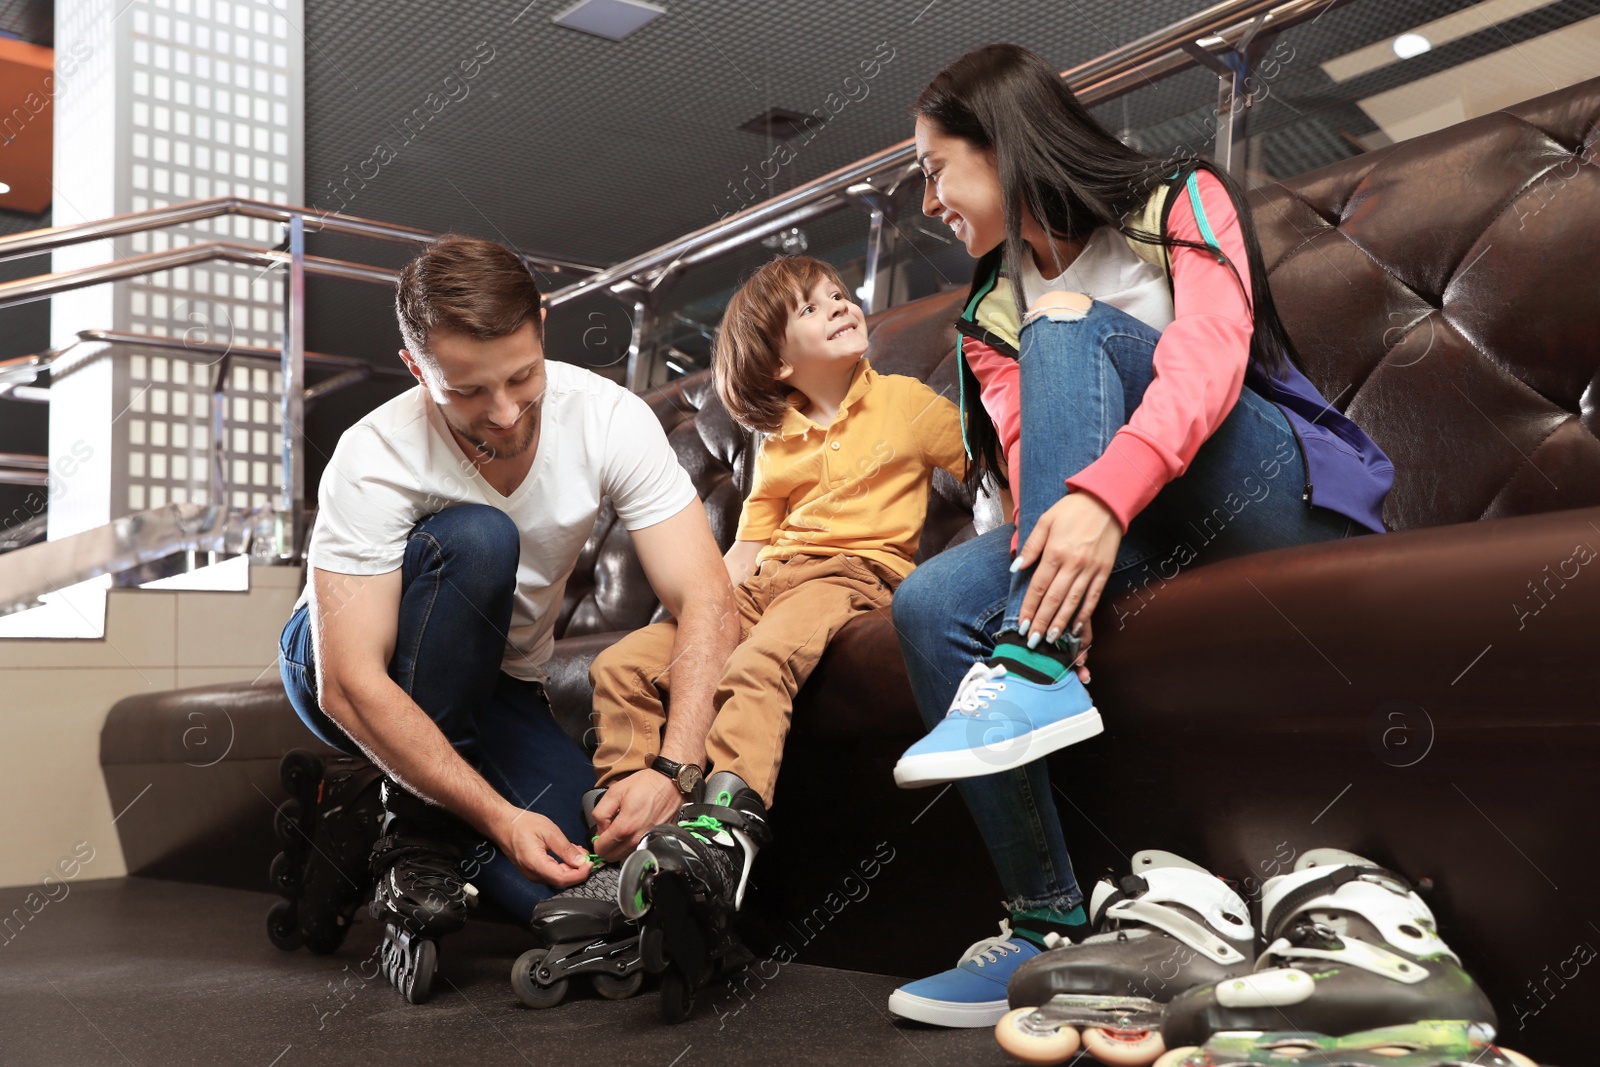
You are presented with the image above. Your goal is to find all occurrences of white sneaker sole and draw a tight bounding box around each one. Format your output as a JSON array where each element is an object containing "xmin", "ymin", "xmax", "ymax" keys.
[
  {"xmin": 887, "ymin": 988, "xmax": 1009, "ymax": 1027},
  {"xmin": 893, "ymin": 707, "xmax": 1103, "ymax": 788}
]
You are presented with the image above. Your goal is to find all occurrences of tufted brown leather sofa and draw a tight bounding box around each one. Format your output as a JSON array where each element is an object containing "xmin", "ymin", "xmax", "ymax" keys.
[{"xmin": 102, "ymin": 77, "xmax": 1599, "ymax": 1062}]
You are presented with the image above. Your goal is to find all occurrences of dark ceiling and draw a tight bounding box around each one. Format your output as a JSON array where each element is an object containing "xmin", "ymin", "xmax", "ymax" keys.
[{"xmin": 299, "ymin": 0, "xmax": 1234, "ymax": 270}]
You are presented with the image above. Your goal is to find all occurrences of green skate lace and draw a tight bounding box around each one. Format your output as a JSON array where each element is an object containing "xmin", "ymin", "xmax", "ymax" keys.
[{"xmin": 677, "ymin": 792, "xmax": 735, "ymax": 844}]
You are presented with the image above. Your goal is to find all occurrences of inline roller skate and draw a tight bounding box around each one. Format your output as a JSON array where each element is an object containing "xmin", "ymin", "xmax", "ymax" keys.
[
  {"xmin": 1155, "ymin": 848, "xmax": 1532, "ymax": 1066},
  {"xmin": 512, "ymin": 788, "xmax": 645, "ymax": 1008},
  {"xmin": 617, "ymin": 770, "xmax": 766, "ymax": 1023},
  {"xmin": 997, "ymin": 850, "xmax": 1256, "ymax": 1066},
  {"xmin": 265, "ymin": 748, "xmax": 385, "ymax": 955},
  {"xmin": 368, "ymin": 778, "xmax": 478, "ymax": 1004},
  {"xmin": 1152, "ymin": 1020, "xmax": 1537, "ymax": 1066}
]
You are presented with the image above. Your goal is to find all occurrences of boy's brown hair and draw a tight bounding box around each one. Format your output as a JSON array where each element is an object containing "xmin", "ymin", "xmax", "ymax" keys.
[
  {"xmin": 395, "ymin": 235, "xmax": 543, "ymax": 362},
  {"xmin": 714, "ymin": 255, "xmax": 850, "ymax": 433}
]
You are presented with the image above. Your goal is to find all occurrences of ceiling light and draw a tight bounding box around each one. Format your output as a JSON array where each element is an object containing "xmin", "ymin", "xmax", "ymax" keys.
[
  {"xmin": 1393, "ymin": 33, "xmax": 1433, "ymax": 59},
  {"xmin": 0, "ymin": 182, "xmax": 11, "ymax": 194},
  {"xmin": 551, "ymin": 0, "xmax": 665, "ymax": 42},
  {"xmin": 760, "ymin": 227, "xmax": 809, "ymax": 255}
]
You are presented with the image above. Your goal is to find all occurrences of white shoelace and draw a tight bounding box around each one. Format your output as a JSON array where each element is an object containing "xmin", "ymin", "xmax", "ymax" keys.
[
  {"xmin": 946, "ymin": 661, "xmax": 1008, "ymax": 718},
  {"xmin": 959, "ymin": 918, "xmax": 1023, "ymax": 967}
]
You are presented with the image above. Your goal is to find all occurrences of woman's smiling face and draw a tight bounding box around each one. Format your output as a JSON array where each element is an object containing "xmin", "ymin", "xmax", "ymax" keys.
[{"xmin": 915, "ymin": 115, "xmax": 1005, "ymax": 257}]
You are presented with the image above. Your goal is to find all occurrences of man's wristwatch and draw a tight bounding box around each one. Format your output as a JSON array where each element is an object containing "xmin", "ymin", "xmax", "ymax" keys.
[{"xmin": 650, "ymin": 756, "xmax": 704, "ymax": 797}]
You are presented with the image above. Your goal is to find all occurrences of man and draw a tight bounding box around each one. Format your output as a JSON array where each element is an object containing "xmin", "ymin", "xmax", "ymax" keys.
[{"xmin": 276, "ymin": 235, "xmax": 738, "ymax": 1002}]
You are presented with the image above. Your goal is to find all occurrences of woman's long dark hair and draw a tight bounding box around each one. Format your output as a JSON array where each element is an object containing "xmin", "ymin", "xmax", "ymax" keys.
[{"xmin": 916, "ymin": 43, "xmax": 1302, "ymax": 493}]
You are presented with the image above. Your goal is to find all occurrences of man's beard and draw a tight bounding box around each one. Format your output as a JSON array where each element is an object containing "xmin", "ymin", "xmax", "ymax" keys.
[{"xmin": 459, "ymin": 406, "xmax": 539, "ymax": 459}]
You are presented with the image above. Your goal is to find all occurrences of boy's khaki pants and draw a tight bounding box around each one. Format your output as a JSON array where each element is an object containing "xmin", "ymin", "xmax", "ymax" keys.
[{"xmin": 589, "ymin": 553, "xmax": 900, "ymax": 807}]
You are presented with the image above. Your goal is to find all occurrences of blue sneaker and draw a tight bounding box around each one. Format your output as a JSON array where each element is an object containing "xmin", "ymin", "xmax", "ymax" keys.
[
  {"xmin": 894, "ymin": 641, "xmax": 1101, "ymax": 788},
  {"xmin": 887, "ymin": 920, "xmax": 1041, "ymax": 1027}
]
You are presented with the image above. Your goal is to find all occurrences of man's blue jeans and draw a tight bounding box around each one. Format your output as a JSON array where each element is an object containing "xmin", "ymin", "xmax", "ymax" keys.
[
  {"xmin": 279, "ymin": 503, "xmax": 596, "ymax": 921},
  {"xmin": 892, "ymin": 302, "xmax": 1359, "ymax": 913}
]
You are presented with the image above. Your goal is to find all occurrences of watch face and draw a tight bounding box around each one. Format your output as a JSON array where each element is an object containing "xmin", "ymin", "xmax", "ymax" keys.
[{"xmin": 679, "ymin": 765, "xmax": 703, "ymax": 793}]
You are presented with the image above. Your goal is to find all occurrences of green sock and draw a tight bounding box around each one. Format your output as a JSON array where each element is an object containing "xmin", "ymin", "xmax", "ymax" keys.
[
  {"xmin": 989, "ymin": 632, "xmax": 1075, "ymax": 684},
  {"xmin": 1010, "ymin": 903, "xmax": 1088, "ymax": 948}
]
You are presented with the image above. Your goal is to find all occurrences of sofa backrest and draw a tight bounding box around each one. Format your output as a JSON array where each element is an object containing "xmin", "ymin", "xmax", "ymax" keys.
[
  {"xmin": 1251, "ymin": 76, "xmax": 1600, "ymax": 533},
  {"xmin": 556, "ymin": 76, "xmax": 1600, "ymax": 640}
]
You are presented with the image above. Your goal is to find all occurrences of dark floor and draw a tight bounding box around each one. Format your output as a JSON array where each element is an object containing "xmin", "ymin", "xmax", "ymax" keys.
[{"xmin": 0, "ymin": 877, "xmax": 1016, "ymax": 1067}]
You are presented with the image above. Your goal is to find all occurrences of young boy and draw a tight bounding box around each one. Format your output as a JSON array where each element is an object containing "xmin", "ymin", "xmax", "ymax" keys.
[{"xmin": 581, "ymin": 255, "xmax": 967, "ymax": 1006}]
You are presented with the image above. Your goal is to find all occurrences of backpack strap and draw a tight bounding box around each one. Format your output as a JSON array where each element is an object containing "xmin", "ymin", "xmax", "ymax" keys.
[{"xmin": 1123, "ymin": 164, "xmax": 1226, "ymax": 288}]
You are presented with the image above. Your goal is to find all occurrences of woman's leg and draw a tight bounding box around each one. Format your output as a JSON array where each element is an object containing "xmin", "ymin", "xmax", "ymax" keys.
[
  {"xmin": 892, "ymin": 526, "xmax": 1084, "ymax": 914},
  {"xmin": 1008, "ymin": 299, "xmax": 1170, "ymax": 629},
  {"xmin": 1103, "ymin": 386, "xmax": 1353, "ymax": 606}
]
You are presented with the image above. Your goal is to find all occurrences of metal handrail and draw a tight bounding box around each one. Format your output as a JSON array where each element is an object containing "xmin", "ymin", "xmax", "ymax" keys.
[
  {"xmin": 545, "ymin": 0, "xmax": 1352, "ymax": 308},
  {"xmin": 0, "ymin": 196, "xmax": 600, "ymax": 276},
  {"xmin": 0, "ymin": 240, "xmax": 397, "ymax": 309},
  {"xmin": 0, "ymin": 502, "xmax": 267, "ymax": 618}
]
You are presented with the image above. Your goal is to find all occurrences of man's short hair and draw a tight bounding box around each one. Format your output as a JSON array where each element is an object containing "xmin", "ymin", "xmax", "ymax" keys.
[
  {"xmin": 395, "ymin": 235, "xmax": 543, "ymax": 361},
  {"xmin": 713, "ymin": 255, "xmax": 848, "ymax": 433}
]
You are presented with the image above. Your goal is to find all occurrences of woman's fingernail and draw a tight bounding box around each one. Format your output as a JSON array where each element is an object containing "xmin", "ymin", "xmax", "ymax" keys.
[
  {"xmin": 1072, "ymin": 621, "xmax": 1084, "ymax": 637},
  {"xmin": 1009, "ymin": 557, "xmax": 1024, "ymax": 573},
  {"xmin": 1027, "ymin": 631, "xmax": 1042, "ymax": 649},
  {"xmin": 1047, "ymin": 628, "xmax": 1061, "ymax": 644},
  {"xmin": 1018, "ymin": 618, "xmax": 1031, "ymax": 637}
]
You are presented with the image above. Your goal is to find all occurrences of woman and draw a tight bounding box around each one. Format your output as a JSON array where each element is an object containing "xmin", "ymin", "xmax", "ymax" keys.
[{"xmin": 885, "ymin": 45, "xmax": 1394, "ymax": 1028}]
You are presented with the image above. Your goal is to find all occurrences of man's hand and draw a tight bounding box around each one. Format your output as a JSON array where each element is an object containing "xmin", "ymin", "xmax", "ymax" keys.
[
  {"xmin": 591, "ymin": 771, "xmax": 684, "ymax": 862},
  {"xmin": 498, "ymin": 807, "xmax": 593, "ymax": 889}
]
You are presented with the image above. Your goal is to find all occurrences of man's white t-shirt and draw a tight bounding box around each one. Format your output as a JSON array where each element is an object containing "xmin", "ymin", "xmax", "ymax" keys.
[{"xmin": 294, "ymin": 360, "xmax": 697, "ymax": 682}]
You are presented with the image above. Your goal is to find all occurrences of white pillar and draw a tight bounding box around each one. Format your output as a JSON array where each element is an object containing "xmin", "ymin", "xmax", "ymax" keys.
[{"xmin": 49, "ymin": 0, "xmax": 304, "ymax": 541}]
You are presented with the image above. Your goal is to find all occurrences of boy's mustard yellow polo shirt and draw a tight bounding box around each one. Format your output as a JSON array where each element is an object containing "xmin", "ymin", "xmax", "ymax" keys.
[{"xmin": 735, "ymin": 358, "xmax": 968, "ymax": 580}]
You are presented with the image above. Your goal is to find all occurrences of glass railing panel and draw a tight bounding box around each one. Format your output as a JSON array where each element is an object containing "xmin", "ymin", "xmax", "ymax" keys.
[{"xmin": 1091, "ymin": 0, "xmax": 1600, "ymax": 189}]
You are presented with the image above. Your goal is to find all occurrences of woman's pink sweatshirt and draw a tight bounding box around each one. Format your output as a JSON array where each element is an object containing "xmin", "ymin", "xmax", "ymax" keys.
[{"xmin": 964, "ymin": 170, "xmax": 1254, "ymax": 535}]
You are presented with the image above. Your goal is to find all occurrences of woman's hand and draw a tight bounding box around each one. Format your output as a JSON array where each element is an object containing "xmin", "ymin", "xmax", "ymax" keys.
[{"xmin": 1013, "ymin": 491, "xmax": 1121, "ymax": 683}]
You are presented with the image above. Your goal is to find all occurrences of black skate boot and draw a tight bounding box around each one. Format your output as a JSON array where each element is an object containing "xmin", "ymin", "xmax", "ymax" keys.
[
  {"xmin": 616, "ymin": 771, "xmax": 767, "ymax": 1023},
  {"xmin": 367, "ymin": 779, "xmax": 477, "ymax": 1005},
  {"xmin": 265, "ymin": 749, "xmax": 385, "ymax": 955},
  {"xmin": 998, "ymin": 849, "xmax": 1256, "ymax": 1066},
  {"xmin": 512, "ymin": 788, "xmax": 645, "ymax": 1009},
  {"xmin": 1155, "ymin": 848, "xmax": 1533, "ymax": 1067}
]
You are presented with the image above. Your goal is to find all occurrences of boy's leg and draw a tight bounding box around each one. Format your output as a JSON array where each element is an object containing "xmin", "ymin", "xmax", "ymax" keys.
[
  {"xmin": 589, "ymin": 619, "xmax": 682, "ymax": 790},
  {"xmin": 705, "ymin": 554, "xmax": 894, "ymax": 807}
]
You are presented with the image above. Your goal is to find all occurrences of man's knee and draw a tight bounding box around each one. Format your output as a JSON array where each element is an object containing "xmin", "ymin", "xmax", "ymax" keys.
[
  {"xmin": 412, "ymin": 504, "xmax": 518, "ymax": 575},
  {"xmin": 1026, "ymin": 289, "xmax": 1092, "ymax": 322}
]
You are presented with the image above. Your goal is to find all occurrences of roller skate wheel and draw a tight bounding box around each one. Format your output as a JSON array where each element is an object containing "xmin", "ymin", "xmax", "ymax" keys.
[
  {"xmin": 1081, "ymin": 1026, "xmax": 1166, "ymax": 1066},
  {"xmin": 279, "ymin": 749, "xmax": 324, "ymax": 796},
  {"xmin": 659, "ymin": 968, "xmax": 695, "ymax": 1024},
  {"xmin": 618, "ymin": 849, "xmax": 658, "ymax": 920},
  {"xmin": 1496, "ymin": 1049, "xmax": 1538, "ymax": 1067},
  {"xmin": 265, "ymin": 899, "xmax": 304, "ymax": 951},
  {"xmin": 272, "ymin": 799, "xmax": 303, "ymax": 845},
  {"xmin": 510, "ymin": 948, "xmax": 569, "ymax": 1009},
  {"xmin": 1151, "ymin": 1048, "xmax": 1198, "ymax": 1067},
  {"xmin": 995, "ymin": 1006, "xmax": 1080, "ymax": 1064},
  {"xmin": 639, "ymin": 923, "xmax": 667, "ymax": 974},
  {"xmin": 268, "ymin": 852, "xmax": 299, "ymax": 894},
  {"xmin": 405, "ymin": 939, "xmax": 437, "ymax": 1005},
  {"xmin": 592, "ymin": 969, "xmax": 644, "ymax": 1000}
]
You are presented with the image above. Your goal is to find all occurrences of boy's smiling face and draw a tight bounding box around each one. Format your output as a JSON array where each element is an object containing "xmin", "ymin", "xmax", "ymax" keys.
[{"xmin": 777, "ymin": 278, "xmax": 869, "ymax": 381}]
